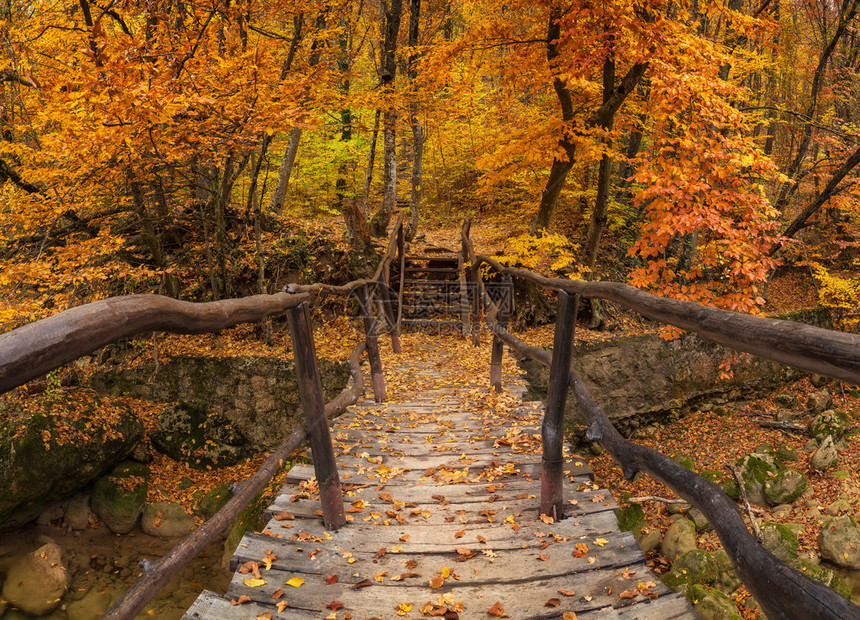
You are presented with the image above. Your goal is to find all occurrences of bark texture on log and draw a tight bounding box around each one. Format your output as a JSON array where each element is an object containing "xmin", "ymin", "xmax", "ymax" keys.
[{"xmin": 0, "ymin": 293, "xmax": 309, "ymax": 394}]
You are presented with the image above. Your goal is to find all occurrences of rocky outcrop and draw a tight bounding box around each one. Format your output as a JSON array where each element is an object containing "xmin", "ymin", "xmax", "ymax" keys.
[
  {"xmin": 141, "ymin": 502, "xmax": 195, "ymax": 537},
  {"xmin": 91, "ymin": 355, "xmax": 349, "ymax": 450},
  {"xmin": 0, "ymin": 401, "xmax": 143, "ymax": 531},
  {"xmin": 522, "ymin": 325, "xmax": 814, "ymax": 436},
  {"xmin": 818, "ymin": 515, "xmax": 860, "ymax": 569}
]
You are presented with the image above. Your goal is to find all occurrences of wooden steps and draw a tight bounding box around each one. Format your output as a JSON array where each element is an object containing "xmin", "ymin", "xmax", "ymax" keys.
[
  {"xmin": 396, "ymin": 250, "xmax": 468, "ymax": 335},
  {"xmin": 183, "ymin": 354, "xmax": 695, "ymax": 620}
]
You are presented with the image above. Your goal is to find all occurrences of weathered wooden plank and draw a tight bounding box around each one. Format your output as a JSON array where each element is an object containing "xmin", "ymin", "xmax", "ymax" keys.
[
  {"xmin": 224, "ymin": 559, "xmax": 675, "ymax": 619},
  {"xmin": 231, "ymin": 526, "xmax": 645, "ymax": 579},
  {"xmin": 180, "ymin": 589, "xmax": 318, "ymax": 619}
]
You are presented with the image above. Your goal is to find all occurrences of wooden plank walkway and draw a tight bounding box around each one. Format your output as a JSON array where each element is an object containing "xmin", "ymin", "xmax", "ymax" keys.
[{"xmin": 184, "ymin": 343, "xmax": 695, "ymax": 619}]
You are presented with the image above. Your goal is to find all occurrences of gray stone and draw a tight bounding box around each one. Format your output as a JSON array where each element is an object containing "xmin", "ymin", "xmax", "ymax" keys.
[
  {"xmin": 66, "ymin": 588, "xmax": 112, "ymax": 620},
  {"xmin": 773, "ymin": 393, "xmax": 797, "ymax": 407},
  {"xmin": 1, "ymin": 543, "xmax": 71, "ymax": 615},
  {"xmin": 674, "ymin": 549, "xmax": 718, "ymax": 584},
  {"xmin": 91, "ymin": 461, "xmax": 148, "ymax": 534},
  {"xmin": 807, "ymin": 389, "xmax": 833, "ymax": 415},
  {"xmin": 150, "ymin": 403, "xmax": 251, "ymax": 469},
  {"xmin": 804, "ymin": 438, "xmax": 819, "ymax": 451},
  {"xmin": 811, "ymin": 435, "xmax": 838, "ymax": 470},
  {"xmin": 764, "ymin": 468, "xmax": 808, "ymax": 505},
  {"xmin": 825, "ymin": 499, "xmax": 852, "ymax": 516},
  {"xmin": 37, "ymin": 501, "xmax": 67, "ymax": 525},
  {"xmin": 662, "ymin": 518, "xmax": 697, "ymax": 562},
  {"xmin": 687, "ymin": 507, "xmax": 712, "ymax": 532},
  {"xmin": 64, "ymin": 493, "xmax": 93, "ymax": 530},
  {"xmin": 760, "ymin": 522, "xmax": 800, "ymax": 563},
  {"xmin": 635, "ymin": 529, "xmax": 661, "ymax": 554},
  {"xmin": 712, "ymin": 549, "xmax": 741, "ymax": 593},
  {"xmin": 141, "ymin": 502, "xmax": 195, "ymax": 537},
  {"xmin": 810, "ymin": 373, "xmax": 830, "ymax": 388},
  {"xmin": 818, "ymin": 515, "xmax": 860, "ymax": 569},
  {"xmin": 0, "ymin": 402, "xmax": 143, "ymax": 531},
  {"xmin": 771, "ymin": 504, "xmax": 792, "ymax": 519}
]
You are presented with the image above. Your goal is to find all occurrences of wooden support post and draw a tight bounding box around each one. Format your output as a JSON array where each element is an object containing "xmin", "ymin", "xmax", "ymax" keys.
[
  {"xmin": 467, "ymin": 259, "xmax": 481, "ymax": 347},
  {"xmin": 357, "ymin": 285, "xmax": 387, "ymax": 402},
  {"xmin": 381, "ymin": 283, "xmax": 401, "ymax": 354},
  {"xmin": 541, "ymin": 290, "xmax": 577, "ymax": 520},
  {"xmin": 286, "ymin": 302, "xmax": 345, "ymax": 531},
  {"xmin": 490, "ymin": 275, "xmax": 512, "ymax": 392},
  {"xmin": 395, "ymin": 223, "xmax": 406, "ymax": 344}
]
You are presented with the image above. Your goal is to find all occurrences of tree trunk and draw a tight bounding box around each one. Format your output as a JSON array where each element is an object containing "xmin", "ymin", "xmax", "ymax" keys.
[
  {"xmin": 269, "ymin": 127, "xmax": 302, "ymax": 212},
  {"xmin": 369, "ymin": 0, "xmax": 404, "ymax": 237},
  {"xmin": 405, "ymin": 0, "xmax": 422, "ymax": 241},
  {"xmin": 362, "ymin": 109, "xmax": 381, "ymax": 217}
]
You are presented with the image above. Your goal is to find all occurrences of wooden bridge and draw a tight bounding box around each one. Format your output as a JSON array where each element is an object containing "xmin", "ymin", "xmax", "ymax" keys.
[
  {"xmin": 184, "ymin": 341, "xmax": 693, "ymax": 619},
  {"xmin": 3, "ymin": 217, "xmax": 860, "ymax": 620}
]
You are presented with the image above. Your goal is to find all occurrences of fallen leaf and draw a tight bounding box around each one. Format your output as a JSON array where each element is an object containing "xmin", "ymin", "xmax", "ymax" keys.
[
  {"xmin": 537, "ymin": 554, "xmax": 548, "ymax": 561},
  {"xmin": 488, "ymin": 602, "xmax": 509, "ymax": 617},
  {"xmin": 353, "ymin": 579, "xmax": 373, "ymax": 589},
  {"xmin": 594, "ymin": 537, "xmax": 608, "ymax": 547},
  {"xmin": 544, "ymin": 598, "xmax": 561, "ymax": 607},
  {"xmin": 539, "ymin": 514, "xmax": 554, "ymax": 524},
  {"xmin": 400, "ymin": 534, "xmax": 410, "ymax": 542},
  {"xmin": 374, "ymin": 570, "xmax": 388, "ymax": 582},
  {"xmin": 562, "ymin": 612, "xmax": 577, "ymax": 620},
  {"xmin": 619, "ymin": 589, "xmax": 639, "ymax": 599},
  {"xmin": 558, "ymin": 589, "xmax": 575, "ymax": 596},
  {"xmin": 256, "ymin": 613, "xmax": 272, "ymax": 620},
  {"xmin": 243, "ymin": 578, "xmax": 266, "ymax": 587},
  {"xmin": 273, "ymin": 512, "xmax": 295, "ymax": 521},
  {"xmin": 285, "ymin": 577, "xmax": 305, "ymax": 588},
  {"xmin": 271, "ymin": 588, "xmax": 284, "ymax": 599},
  {"xmin": 396, "ymin": 602, "xmax": 414, "ymax": 615},
  {"xmin": 429, "ymin": 576, "xmax": 445, "ymax": 588},
  {"xmin": 326, "ymin": 574, "xmax": 339, "ymax": 584},
  {"xmin": 276, "ymin": 600, "xmax": 289, "ymax": 613},
  {"xmin": 325, "ymin": 600, "xmax": 345, "ymax": 611},
  {"xmin": 573, "ymin": 543, "xmax": 588, "ymax": 558},
  {"xmin": 230, "ymin": 595, "xmax": 252, "ymax": 605}
]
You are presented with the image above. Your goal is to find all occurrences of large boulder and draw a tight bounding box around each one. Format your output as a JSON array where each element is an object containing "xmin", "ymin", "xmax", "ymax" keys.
[
  {"xmin": 760, "ymin": 522, "xmax": 800, "ymax": 564},
  {"xmin": 0, "ymin": 398, "xmax": 143, "ymax": 531},
  {"xmin": 818, "ymin": 515, "xmax": 860, "ymax": 569},
  {"xmin": 686, "ymin": 584, "xmax": 743, "ymax": 620},
  {"xmin": 90, "ymin": 355, "xmax": 350, "ymax": 451},
  {"xmin": 734, "ymin": 453, "xmax": 777, "ymax": 506},
  {"xmin": 810, "ymin": 410, "xmax": 847, "ymax": 440},
  {"xmin": 1, "ymin": 543, "xmax": 71, "ymax": 615},
  {"xmin": 807, "ymin": 389, "xmax": 833, "ymax": 415},
  {"xmin": 91, "ymin": 461, "xmax": 149, "ymax": 534}
]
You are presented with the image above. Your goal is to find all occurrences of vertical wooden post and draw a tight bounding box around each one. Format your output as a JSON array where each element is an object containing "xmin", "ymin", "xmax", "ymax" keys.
[
  {"xmin": 490, "ymin": 275, "xmax": 512, "ymax": 392},
  {"xmin": 395, "ymin": 223, "xmax": 406, "ymax": 344},
  {"xmin": 380, "ymin": 284, "xmax": 402, "ymax": 354},
  {"xmin": 357, "ymin": 284, "xmax": 387, "ymax": 402},
  {"xmin": 541, "ymin": 290, "xmax": 577, "ymax": 520},
  {"xmin": 287, "ymin": 302, "xmax": 346, "ymax": 531}
]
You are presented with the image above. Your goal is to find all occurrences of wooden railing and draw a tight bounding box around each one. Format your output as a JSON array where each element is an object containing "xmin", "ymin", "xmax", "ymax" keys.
[
  {"xmin": 459, "ymin": 224, "xmax": 860, "ymax": 620},
  {"xmin": 0, "ymin": 223, "xmax": 406, "ymax": 620}
]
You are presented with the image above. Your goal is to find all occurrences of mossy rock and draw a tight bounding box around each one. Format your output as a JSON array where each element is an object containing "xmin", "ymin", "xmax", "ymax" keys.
[
  {"xmin": 0, "ymin": 402, "xmax": 143, "ymax": 530},
  {"xmin": 673, "ymin": 454, "xmax": 696, "ymax": 470},
  {"xmin": 223, "ymin": 496, "xmax": 267, "ymax": 570},
  {"xmin": 662, "ymin": 550, "xmax": 718, "ymax": 589},
  {"xmin": 616, "ymin": 503, "xmax": 645, "ymax": 532},
  {"xmin": 735, "ymin": 453, "xmax": 778, "ymax": 506},
  {"xmin": 810, "ymin": 410, "xmax": 848, "ymax": 441},
  {"xmin": 91, "ymin": 461, "xmax": 149, "ymax": 534},
  {"xmin": 760, "ymin": 522, "xmax": 800, "ymax": 563},
  {"xmin": 763, "ymin": 468, "xmax": 808, "ymax": 506},
  {"xmin": 712, "ymin": 549, "xmax": 741, "ymax": 593},
  {"xmin": 772, "ymin": 442, "xmax": 799, "ymax": 463},
  {"xmin": 196, "ymin": 483, "xmax": 234, "ymax": 520},
  {"xmin": 793, "ymin": 558, "xmax": 852, "ymax": 600},
  {"xmin": 151, "ymin": 402, "xmax": 251, "ymax": 469},
  {"xmin": 699, "ymin": 470, "xmax": 723, "ymax": 483},
  {"xmin": 686, "ymin": 584, "xmax": 743, "ymax": 620}
]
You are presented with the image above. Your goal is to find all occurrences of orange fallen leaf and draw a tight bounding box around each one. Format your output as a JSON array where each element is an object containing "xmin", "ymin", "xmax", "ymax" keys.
[
  {"xmin": 544, "ymin": 598, "xmax": 561, "ymax": 607},
  {"xmin": 429, "ymin": 576, "xmax": 445, "ymax": 588},
  {"xmin": 488, "ymin": 602, "xmax": 509, "ymax": 617},
  {"xmin": 326, "ymin": 574, "xmax": 338, "ymax": 584},
  {"xmin": 230, "ymin": 595, "xmax": 251, "ymax": 605},
  {"xmin": 271, "ymin": 588, "xmax": 284, "ymax": 600},
  {"xmin": 325, "ymin": 600, "xmax": 345, "ymax": 611}
]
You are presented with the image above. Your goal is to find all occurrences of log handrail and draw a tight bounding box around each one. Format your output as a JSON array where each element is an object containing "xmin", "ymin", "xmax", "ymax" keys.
[{"xmin": 460, "ymin": 226, "xmax": 860, "ymax": 620}]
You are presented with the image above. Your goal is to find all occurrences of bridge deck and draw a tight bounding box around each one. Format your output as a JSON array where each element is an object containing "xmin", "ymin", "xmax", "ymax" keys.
[{"xmin": 184, "ymin": 343, "xmax": 695, "ymax": 619}]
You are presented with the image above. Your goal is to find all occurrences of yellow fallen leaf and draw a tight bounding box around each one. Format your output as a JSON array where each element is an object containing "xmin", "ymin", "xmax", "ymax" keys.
[
  {"xmin": 441, "ymin": 567, "xmax": 451, "ymax": 579},
  {"xmin": 396, "ymin": 602, "xmax": 413, "ymax": 615},
  {"xmin": 285, "ymin": 577, "xmax": 305, "ymax": 587},
  {"xmin": 594, "ymin": 538, "xmax": 608, "ymax": 547},
  {"xmin": 243, "ymin": 578, "xmax": 266, "ymax": 587}
]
